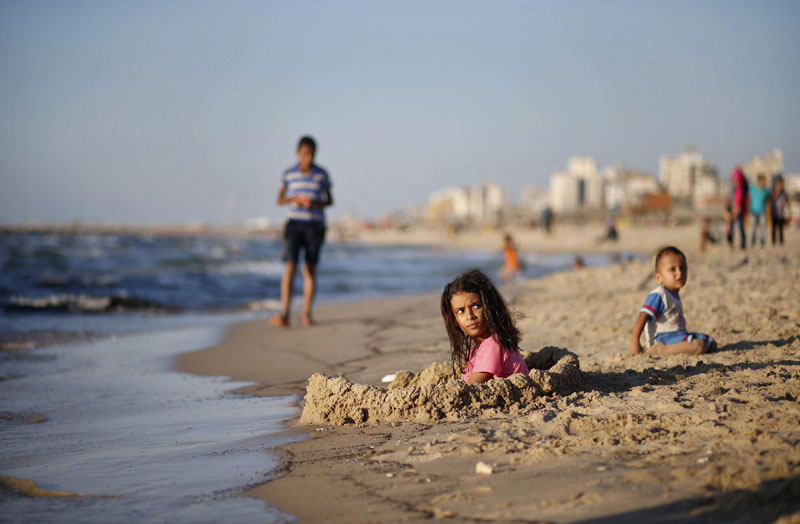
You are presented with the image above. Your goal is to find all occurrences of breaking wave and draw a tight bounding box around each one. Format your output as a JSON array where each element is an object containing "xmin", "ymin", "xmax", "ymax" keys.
[{"xmin": 5, "ymin": 294, "xmax": 179, "ymax": 314}]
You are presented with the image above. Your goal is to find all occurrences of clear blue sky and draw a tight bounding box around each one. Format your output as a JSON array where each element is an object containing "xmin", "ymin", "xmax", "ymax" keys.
[{"xmin": 1, "ymin": 0, "xmax": 798, "ymax": 225}]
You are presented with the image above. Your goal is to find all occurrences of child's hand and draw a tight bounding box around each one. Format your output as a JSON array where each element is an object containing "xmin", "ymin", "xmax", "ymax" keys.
[
  {"xmin": 293, "ymin": 196, "xmax": 312, "ymax": 209},
  {"xmin": 628, "ymin": 338, "xmax": 642, "ymax": 355}
]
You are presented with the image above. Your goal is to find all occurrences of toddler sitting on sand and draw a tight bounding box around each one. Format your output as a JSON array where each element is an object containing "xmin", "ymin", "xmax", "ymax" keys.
[
  {"xmin": 629, "ymin": 246, "xmax": 716, "ymax": 356},
  {"xmin": 441, "ymin": 269, "xmax": 529, "ymax": 383}
]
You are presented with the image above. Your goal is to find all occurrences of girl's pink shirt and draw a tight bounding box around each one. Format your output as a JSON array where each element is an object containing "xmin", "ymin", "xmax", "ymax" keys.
[{"xmin": 462, "ymin": 336, "xmax": 530, "ymax": 382}]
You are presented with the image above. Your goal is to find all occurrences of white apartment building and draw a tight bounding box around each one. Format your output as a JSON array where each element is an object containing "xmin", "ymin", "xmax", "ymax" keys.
[
  {"xmin": 784, "ymin": 174, "xmax": 800, "ymax": 197},
  {"xmin": 659, "ymin": 148, "xmax": 717, "ymax": 200},
  {"xmin": 426, "ymin": 182, "xmax": 506, "ymax": 225},
  {"xmin": 693, "ymin": 173, "xmax": 721, "ymax": 209},
  {"xmin": 520, "ymin": 186, "xmax": 549, "ymax": 215},
  {"xmin": 483, "ymin": 182, "xmax": 506, "ymax": 223},
  {"xmin": 603, "ymin": 165, "xmax": 660, "ymax": 209},
  {"xmin": 550, "ymin": 171, "xmax": 580, "ymax": 213},
  {"xmin": 740, "ymin": 149, "xmax": 783, "ymax": 184},
  {"xmin": 427, "ymin": 187, "xmax": 465, "ymax": 224},
  {"xmin": 549, "ymin": 156, "xmax": 604, "ymax": 213}
]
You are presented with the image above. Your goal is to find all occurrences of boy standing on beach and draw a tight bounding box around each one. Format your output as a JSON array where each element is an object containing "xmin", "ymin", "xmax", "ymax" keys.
[
  {"xmin": 629, "ymin": 246, "xmax": 716, "ymax": 356},
  {"xmin": 750, "ymin": 173, "xmax": 770, "ymax": 248},
  {"xmin": 272, "ymin": 136, "xmax": 333, "ymax": 327}
]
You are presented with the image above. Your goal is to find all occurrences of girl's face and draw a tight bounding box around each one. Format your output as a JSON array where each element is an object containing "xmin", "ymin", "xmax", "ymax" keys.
[{"xmin": 450, "ymin": 291, "xmax": 490, "ymax": 343}]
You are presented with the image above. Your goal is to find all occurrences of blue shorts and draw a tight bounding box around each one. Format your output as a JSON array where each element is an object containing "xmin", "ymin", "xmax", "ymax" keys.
[
  {"xmin": 282, "ymin": 220, "xmax": 326, "ymax": 265},
  {"xmin": 654, "ymin": 331, "xmax": 715, "ymax": 348}
]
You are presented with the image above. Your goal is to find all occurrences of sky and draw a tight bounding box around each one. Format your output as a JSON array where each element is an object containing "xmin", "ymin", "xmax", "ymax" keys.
[{"xmin": 1, "ymin": 0, "xmax": 799, "ymax": 225}]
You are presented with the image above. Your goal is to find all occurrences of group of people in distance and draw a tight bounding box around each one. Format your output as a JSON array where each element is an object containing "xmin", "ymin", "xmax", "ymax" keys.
[
  {"xmin": 271, "ymin": 137, "xmax": 773, "ymax": 385},
  {"xmin": 727, "ymin": 167, "xmax": 791, "ymax": 250}
]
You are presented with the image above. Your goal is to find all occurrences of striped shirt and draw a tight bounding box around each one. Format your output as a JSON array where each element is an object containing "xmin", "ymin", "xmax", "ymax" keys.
[
  {"xmin": 640, "ymin": 285, "xmax": 687, "ymax": 347},
  {"xmin": 281, "ymin": 164, "xmax": 332, "ymax": 223}
]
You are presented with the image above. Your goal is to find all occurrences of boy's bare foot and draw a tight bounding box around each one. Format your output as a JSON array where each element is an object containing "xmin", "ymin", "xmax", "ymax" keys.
[
  {"xmin": 270, "ymin": 314, "xmax": 289, "ymax": 328},
  {"xmin": 302, "ymin": 315, "xmax": 315, "ymax": 327}
]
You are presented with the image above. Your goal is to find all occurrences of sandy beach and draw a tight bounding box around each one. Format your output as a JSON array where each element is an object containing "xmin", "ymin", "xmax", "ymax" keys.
[{"xmin": 180, "ymin": 225, "xmax": 800, "ymax": 523}]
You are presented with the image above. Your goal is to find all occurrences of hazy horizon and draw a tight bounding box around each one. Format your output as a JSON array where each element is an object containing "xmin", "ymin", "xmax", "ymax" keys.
[{"xmin": 2, "ymin": 1, "xmax": 798, "ymax": 225}]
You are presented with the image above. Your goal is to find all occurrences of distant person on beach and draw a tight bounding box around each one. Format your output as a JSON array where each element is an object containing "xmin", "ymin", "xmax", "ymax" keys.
[
  {"xmin": 723, "ymin": 204, "xmax": 735, "ymax": 249},
  {"xmin": 596, "ymin": 216, "xmax": 618, "ymax": 244},
  {"xmin": 499, "ymin": 233, "xmax": 524, "ymax": 282},
  {"xmin": 605, "ymin": 217, "xmax": 618, "ymax": 241},
  {"xmin": 749, "ymin": 173, "xmax": 770, "ymax": 248},
  {"xmin": 629, "ymin": 246, "xmax": 716, "ymax": 356},
  {"xmin": 771, "ymin": 175, "xmax": 790, "ymax": 245},
  {"xmin": 699, "ymin": 217, "xmax": 718, "ymax": 253},
  {"xmin": 731, "ymin": 167, "xmax": 749, "ymax": 250},
  {"xmin": 541, "ymin": 207, "xmax": 553, "ymax": 235},
  {"xmin": 441, "ymin": 269, "xmax": 529, "ymax": 384},
  {"xmin": 272, "ymin": 136, "xmax": 333, "ymax": 327}
]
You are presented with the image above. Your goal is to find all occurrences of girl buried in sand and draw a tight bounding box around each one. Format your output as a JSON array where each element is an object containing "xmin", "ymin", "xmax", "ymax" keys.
[{"xmin": 441, "ymin": 269, "xmax": 529, "ymax": 384}]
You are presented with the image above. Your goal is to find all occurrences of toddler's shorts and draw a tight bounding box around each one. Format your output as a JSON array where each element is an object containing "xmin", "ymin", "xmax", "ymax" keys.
[{"xmin": 653, "ymin": 331, "xmax": 715, "ymax": 348}]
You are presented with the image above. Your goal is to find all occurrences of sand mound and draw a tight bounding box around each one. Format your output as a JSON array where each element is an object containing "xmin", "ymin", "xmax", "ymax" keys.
[{"xmin": 299, "ymin": 346, "xmax": 582, "ymax": 426}]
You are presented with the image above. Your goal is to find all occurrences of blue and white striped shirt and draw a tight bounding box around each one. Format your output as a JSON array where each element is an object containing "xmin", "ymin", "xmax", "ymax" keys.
[{"xmin": 281, "ymin": 164, "xmax": 332, "ymax": 223}]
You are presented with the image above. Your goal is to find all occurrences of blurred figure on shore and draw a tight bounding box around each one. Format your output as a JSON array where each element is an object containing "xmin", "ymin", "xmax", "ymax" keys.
[
  {"xmin": 605, "ymin": 217, "xmax": 618, "ymax": 241},
  {"xmin": 699, "ymin": 217, "xmax": 718, "ymax": 253},
  {"xmin": 596, "ymin": 216, "xmax": 618, "ymax": 244},
  {"xmin": 771, "ymin": 174, "xmax": 790, "ymax": 245},
  {"xmin": 573, "ymin": 256, "xmax": 585, "ymax": 270},
  {"xmin": 731, "ymin": 167, "xmax": 749, "ymax": 250},
  {"xmin": 541, "ymin": 207, "xmax": 554, "ymax": 235},
  {"xmin": 723, "ymin": 204, "xmax": 735, "ymax": 250},
  {"xmin": 499, "ymin": 233, "xmax": 524, "ymax": 282},
  {"xmin": 272, "ymin": 136, "xmax": 333, "ymax": 328},
  {"xmin": 749, "ymin": 173, "xmax": 770, "ymax": 248}
]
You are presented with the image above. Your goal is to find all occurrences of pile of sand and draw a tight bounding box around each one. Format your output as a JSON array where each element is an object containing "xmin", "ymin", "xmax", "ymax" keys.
[{"xmin": 299, "ymin": 346, "xmax": 583, "ymax": 425}]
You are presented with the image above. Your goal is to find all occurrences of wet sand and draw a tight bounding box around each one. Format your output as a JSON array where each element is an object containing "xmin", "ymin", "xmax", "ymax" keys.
[{"xmin": 179, "ymin": 226, "xmax": 800, "ymax": 523}]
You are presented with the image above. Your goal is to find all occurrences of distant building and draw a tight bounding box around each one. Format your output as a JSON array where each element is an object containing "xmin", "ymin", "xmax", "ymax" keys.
[
  {"xmin": 426, "ymin": 181, "xmax": 507, "ymax": 226},
  {"xmin": 784, "ymin": 174, "xmax": 800, "ymax": 198},
  {"xmin": 520, "ymin": 186, "xmax": 549, "ymax": 215},
  {"xmin": 740, "ymin": 149, "xmax": 783, "ymax": 185},
  {"xmin": 549, "ymin": 171, "xmax": 580, "ymax": 213},
  {"xmin": 659, "ymin": 148, "xmax": 717, "ymax": 202},
  {"xmin": 693, "ymin": 172, "xmax": 722, "ymax": 210},
  {"xmin": 427, "ymin": 187, "xmax": 466, "ymax": 224},
  {"xmin": 244, "ymin": 216, "xmax": 272, "ymax": 230},
  {"xmin": 549, "ymin": 156, "xmax": 604, "ymax": 213},
  {"xmin": 603, "ymin": 165, "xmax": 660, "ymax": 209}
]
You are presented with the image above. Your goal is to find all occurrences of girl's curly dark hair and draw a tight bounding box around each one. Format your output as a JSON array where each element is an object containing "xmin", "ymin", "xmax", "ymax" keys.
[{"xmin": 440, "ymin": 269, "xmax": 521, "ymax": 374}]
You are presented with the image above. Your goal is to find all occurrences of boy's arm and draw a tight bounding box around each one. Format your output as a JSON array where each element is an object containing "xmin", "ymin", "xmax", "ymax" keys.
[
  {"xmin": 277, "ymin": 186, "xmax": 291, "ymax": 205},
  {"xmin": 309, "ymin": 188, "xmax": 334, "ymax": 209},
  {"xmin": 629, "ymin": 312, "xmax": 649, "ymax": 355},
  {"xmin": 277, "ymin": 186, "xmax": 311, "ymax": 208}
]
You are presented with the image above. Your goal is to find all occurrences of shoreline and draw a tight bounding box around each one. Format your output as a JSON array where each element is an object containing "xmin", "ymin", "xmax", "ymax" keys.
[
  {"xmin": 1, "ymin": 221, "xmax": 698, "ymax": 254},
  {"xmin": 178, "ymin": 229, "xmax": 800, "ymax": 523},
  {"xmin": 0, "ymin": 323, "xmax": 304, "ymax": 523}
]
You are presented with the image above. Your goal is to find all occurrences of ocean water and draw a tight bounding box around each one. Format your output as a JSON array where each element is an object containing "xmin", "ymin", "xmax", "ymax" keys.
[
  {"xmin": 0, "ymin": 231, "xmax": 628, "ymax": 343},
  {"xmin": 0, "ymin": 231, "xmax": 636, "ymax": 522},
  {"xmin": 0, "ymin": 325, "xmax": 301, "ymax": 523}
]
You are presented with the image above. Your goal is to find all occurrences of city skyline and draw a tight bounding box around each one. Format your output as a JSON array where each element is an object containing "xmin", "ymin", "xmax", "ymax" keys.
[
  {"xmin": 2, "ymin": 1, "xmax": 799, "ymax": 225},
  {"xmin": 399, "ymin": 149, "xmax": 790, "ymax": 229}
]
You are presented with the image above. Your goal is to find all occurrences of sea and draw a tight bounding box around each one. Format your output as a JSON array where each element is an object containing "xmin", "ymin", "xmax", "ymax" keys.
[{"xmin": 0, "ymin": 231, "xmax": 632, "ymax": 523}]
